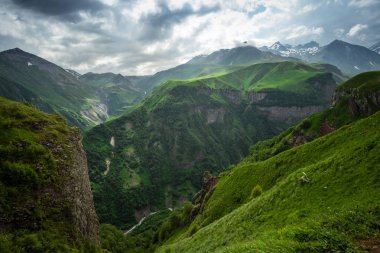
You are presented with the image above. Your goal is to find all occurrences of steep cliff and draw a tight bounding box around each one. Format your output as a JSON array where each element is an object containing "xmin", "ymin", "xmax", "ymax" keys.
[{"xmin": 0, "ymin": 97, "xmax": 99, "ymax": 251}]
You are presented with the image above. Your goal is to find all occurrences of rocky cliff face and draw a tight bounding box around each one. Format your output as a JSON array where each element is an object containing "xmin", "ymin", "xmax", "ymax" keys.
[
  {"xmin": 60, "ymin": 131, "xmax": 100, "ymax": 243},
  {"xmin": 0, "ymin": 97, "xmax": 99, "ymax": 245},
  {"xmin": 333, "ymin": 88, "xmax": 380, "ymax": 116}
]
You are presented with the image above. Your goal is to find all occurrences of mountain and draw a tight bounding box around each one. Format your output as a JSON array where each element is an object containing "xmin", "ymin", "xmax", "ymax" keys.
[
  {"xmin": 65, "ymin": 68, "xmax": 82, "ymax": 78},
  {"xmin": 263, "ymin": 40, "xmax": 380, "ymax": 75},
  {"xmin": 0, "ymin": 48, "xmax": 95, "ymax": 129},
  {"xmin": 369, "ymin": 41, "xmax": 380, "ymax": 54},
  {"xmin": 79, "ymin": 72, "xmax": 147, "ymax": 115},
  {"xmin": 137, "ymin": 46, "xmax": 296, "ymax": 90},
  {"xmin": 261, "ymin": 40, "xmax": 319, "ymax": 58},
  {"xmin": 0, "ymin": 97, "xmax": 100, "ymax": 251},
  {"xmin": 156, "ymin": 71, "xmax": 380, "ymax": 253},
  {"xmin": 83, "ymin": 61, "xmax": 342, "ymax": 228},
  {"xmin": 312, "ymin": 40, "xmax": 380, "ymax": 75},
  {"xmin": 268, "ymin": 41, "xmax": 289, "ymax": 51},
  {"xmin": 0, "ymin": 48, "xmax": 147, "ymax": 130}
]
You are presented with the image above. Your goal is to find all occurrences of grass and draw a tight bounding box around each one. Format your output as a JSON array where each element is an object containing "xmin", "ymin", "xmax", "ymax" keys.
[{"xmin": 159, "ymin": 110, "xmax": 380, "ymax": 253}]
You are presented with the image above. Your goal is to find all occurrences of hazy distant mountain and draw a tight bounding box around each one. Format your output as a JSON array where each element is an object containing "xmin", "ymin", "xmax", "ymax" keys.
[
  {"xmin": 369, "ymin": 41, "xmax": 380, "ymax": 54},
  {"xmin": 312, "ymin": 40, "xmax": 380, "ymax": 75},
  {"xmin": 262, "ymin": 40, "xmax": 380, "ymax": 75},
  {"xmin": 79, "ymin": 72, "xmax": 147, "ymax": 115}
]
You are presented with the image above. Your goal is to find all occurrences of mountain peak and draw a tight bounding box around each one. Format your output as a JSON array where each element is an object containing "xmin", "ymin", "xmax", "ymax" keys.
[
  {"xmin": 1, "ymin": 47, "xmax": 27, "ymax": 55},
  {"xmin": 269, "ymin": 41, "xmax": 287, "ymax": 51}
]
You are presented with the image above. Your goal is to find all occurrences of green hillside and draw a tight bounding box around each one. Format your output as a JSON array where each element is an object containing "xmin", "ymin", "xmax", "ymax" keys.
[
  {"xmin": 248, "ymin": 71, "xmax": 380, "ymax": 163},
  {"xmin": 0, "ymin": 48, "xmax": 148, "ymax": 130},
  {"xmin": 84, "ymin": 61, "xmax": 340, "ymax": 229},
  {"xmin": 0, "ymin": 97, "xmax": 100, "ymax": 252},
  {"xmin": 158, "ymin": 73, "xmax": 380, "ymax": 253}
]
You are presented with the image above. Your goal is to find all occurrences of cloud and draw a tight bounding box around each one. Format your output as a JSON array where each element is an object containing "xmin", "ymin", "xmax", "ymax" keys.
[
  {"xmin": 334, "ymin": 28, "xmax": 345, "ymax": 38},
  {"xmin": 11, "ymin": 0, "xmax": 106, "ymax": 15},
  {"xmin": 348, "ymin": 0, "xmax": 377, "ymax": 7},
  {"xmin": 285, "ymin": 25, "xmax": 324, "ymax": 40},
  {"xmin": 298, "ymin": 3, "xmax": 320, "ymax": 14},
  {"xmin": 346, "ymin": 24, "xmax": 368, "ymax": 37},
  {"xmin": 0, "ymin": 0, "xmax": 379, "ymax": 75},
  {"xmin": 138, "ymin": 2, "xmax": 220, "ymax": 41}
]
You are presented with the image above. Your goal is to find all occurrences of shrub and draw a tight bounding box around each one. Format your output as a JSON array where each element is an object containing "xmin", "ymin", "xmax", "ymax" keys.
[{"xmin": 250, "ymin": 184, "xmax": 262, "ymax": 199}]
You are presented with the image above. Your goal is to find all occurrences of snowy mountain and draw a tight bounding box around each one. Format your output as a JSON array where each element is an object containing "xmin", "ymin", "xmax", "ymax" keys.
[
  {"xmin": 369, "ymin": 41, "xmax": 380, "ymax": 54},
  {"xmin": 261, "ymin": 40, "xmax": 380, "ymax": 75},
  {"xmin": 261, "ymin": 41, "xmax": 319, "ymax": 59}
]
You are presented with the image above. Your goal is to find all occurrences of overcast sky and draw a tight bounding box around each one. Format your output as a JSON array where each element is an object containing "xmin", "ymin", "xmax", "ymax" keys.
[{"xmin": 0, "ymin": 0, "xmax": 379, "ymax": 75}]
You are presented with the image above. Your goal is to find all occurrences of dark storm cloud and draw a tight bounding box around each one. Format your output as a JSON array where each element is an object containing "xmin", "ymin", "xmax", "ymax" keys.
[
  {"xmin": 11, "ymin": 0, "xmax": 106, "ymax": 16},
  {"xmin": 139, "ymin": 2, "xmax": 220, "ymax": 41}
]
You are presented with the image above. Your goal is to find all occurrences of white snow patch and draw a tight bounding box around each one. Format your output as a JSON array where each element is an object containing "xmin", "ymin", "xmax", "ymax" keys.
[
  {"xmin": 354, "ymin": 65, "xmax": 360, "ymax": 70},
  {"xmin": 369, "ymin": 61, "xmax": 375, "ymax": 67},
  {"xmin": 27, "ymin": 62, "xmax": 32, "ymax": 66},
  {"xmin": 110, "ymin": 136, "xmax": 115, "ymax": 147}
]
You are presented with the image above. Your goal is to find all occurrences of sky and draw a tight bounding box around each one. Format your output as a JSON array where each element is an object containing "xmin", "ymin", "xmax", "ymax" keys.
[{"xmin": 0, "ymin": 0, "xmax": 379, "ymax": 75}]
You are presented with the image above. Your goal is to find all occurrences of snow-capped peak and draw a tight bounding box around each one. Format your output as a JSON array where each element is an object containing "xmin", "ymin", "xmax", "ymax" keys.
[{"xmin": 269, "ymin": 41, "xmax": 287, "ymax": 51}]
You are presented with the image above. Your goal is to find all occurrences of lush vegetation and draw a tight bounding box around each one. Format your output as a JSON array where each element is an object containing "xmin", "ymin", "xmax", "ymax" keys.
[
  {"xmin": 84, "ymin": 61, "xmax": 341, "ymax": 229},
  {"xmin": 156, "ymin": 72, "xmax": 380, "ymax": 252},
  {"xmin": 0, "ymin": 97, "xmax": 100, "ymax": 252},
  {"xmin": 159, "ymin": 102, "xmax": 380, "ymax": 253}
]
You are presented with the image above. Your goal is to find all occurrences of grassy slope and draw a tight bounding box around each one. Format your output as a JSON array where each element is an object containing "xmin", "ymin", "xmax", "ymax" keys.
[
  {"xmin": 160, "ymin": 109, "xmax": 380, "ymax": 253},
  {"xmin": 0, "ymin": 97, "xmax": 100, "ymax": 252},
  {"xmin": 84, "ymin": 61, "xmax": 340, "ymax": 228}
]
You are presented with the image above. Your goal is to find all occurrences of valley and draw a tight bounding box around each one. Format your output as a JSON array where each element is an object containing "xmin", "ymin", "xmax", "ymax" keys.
[{"xmin": 0, "ymin": 27, "xmax": 379, "ymax": 253}]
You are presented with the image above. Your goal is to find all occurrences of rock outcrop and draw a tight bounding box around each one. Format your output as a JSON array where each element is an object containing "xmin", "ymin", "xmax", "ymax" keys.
[
  {"xmin": 333, "ymin": 88, "xmax": 380, "ymax": 116},
  {"xmin": 0, "ymin": 97, "xmax": 99, "ymax": 244}
]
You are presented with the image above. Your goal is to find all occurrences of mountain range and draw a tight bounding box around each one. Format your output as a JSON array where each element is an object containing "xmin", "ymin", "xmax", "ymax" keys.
[{"xmin": 261, "ymin": 40, "xmax": 380, "ymax": 75}]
